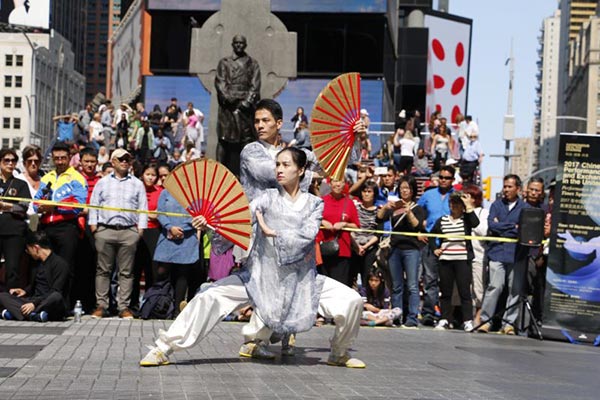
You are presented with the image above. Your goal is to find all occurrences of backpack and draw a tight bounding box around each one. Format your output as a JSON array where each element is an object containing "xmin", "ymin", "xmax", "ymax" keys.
[{"xmin": 139, "ymin": 280, "xmax": 175, "ymax": 320}]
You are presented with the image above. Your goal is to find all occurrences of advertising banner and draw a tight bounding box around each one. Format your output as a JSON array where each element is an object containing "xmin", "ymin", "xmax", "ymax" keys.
[
  {"xmin": 146, "ymin": 0, "xmax": 386, "ymax": 13},
  {"xmin": 543, "ymin": 133, "xmax": 600, "ymax": 344},
  {"xmin": 0, "ymin": 0, "xmax": 49, "ymax": 29}
]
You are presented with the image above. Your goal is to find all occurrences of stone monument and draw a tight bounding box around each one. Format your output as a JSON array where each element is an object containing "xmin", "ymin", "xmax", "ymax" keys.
[{"xmin": 189, "ymin": 0, "xmax": 297, "ymax": 174}]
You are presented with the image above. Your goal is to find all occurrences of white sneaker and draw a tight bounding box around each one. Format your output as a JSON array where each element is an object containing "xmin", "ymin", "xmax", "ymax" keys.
[
  {"xmin": 463, "ymin": 320, "xmax": 474, "ymax": 332},
  {"xmin": 435, "ymin": 319, "xmax": 449, "ymax": 330},
  {"xmin": 140, "ymin": 346, "xmax": 170, "ymax": 367},
  {"xmin": 327, "ymin": 352, "xmax": 366, "ymax": 368}
]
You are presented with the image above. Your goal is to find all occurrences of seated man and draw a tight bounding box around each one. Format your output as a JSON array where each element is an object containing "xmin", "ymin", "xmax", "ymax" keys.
[{"xmin": 0, "ymin": 231, "xmax": 69, "ymax": 322}]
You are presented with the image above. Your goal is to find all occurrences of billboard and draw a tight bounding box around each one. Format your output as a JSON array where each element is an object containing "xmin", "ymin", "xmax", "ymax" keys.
[
  {"xmin": 110, "ymin": 1, "xmax": 144, "ymax": 105},
  {"xmin": 543, "ymin": 133, "xmax": 600, "ymax": 343},
  {"xmin": 146, "ymin": 0, "xmax": 386, "ymax": 13},
  {"xmin": 0, "ymin": 0, "xmax": 49, "ymax": 29},
  {"xmin": 144, "ymin": 76, "xmax": 384, "ymax": 145},
  {"xmin": 424, "ymin": 12, "xmax": 472, "ymax": 124}
]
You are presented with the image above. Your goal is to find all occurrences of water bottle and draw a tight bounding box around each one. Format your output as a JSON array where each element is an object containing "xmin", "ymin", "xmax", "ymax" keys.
[{"xmin": 74, "ymin": 300, "xmax": 82, "ymax": 323}]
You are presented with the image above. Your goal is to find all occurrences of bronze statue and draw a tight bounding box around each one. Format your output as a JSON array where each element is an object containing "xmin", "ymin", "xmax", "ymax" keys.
[{"xmin": 215, "ymin": 35, "xmax": 261, "ymax": 175}]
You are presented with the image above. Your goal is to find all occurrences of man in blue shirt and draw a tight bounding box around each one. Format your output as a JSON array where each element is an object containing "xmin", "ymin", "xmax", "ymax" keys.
[
  {"xmin": 417, "ymin": 165, "xmax": 455, "ymax": 325},
  {"xmin": 478, "ymin": 174, "xmax": 530, "ymax": 335}
]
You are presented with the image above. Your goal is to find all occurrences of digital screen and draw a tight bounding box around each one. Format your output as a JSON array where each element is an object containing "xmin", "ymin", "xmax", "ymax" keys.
[
  {"xmin": 147, "ymin": 0, "xmax": 386, "ymax": 13},
  {"xmin": 0, "ymin": 0, "xmax": 50, "ymax": 29},
  {"xmin": 143, "ymin": 76, "xmax": 384, "ymax": 148}
]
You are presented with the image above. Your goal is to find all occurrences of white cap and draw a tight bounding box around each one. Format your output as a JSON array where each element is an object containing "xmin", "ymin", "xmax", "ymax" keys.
[
  {"xmin": 445, "ymin": 158, "xmax": 458, "ymax": 166},
  {"xmin": 360, "ymin": 108, "xmax": 369, "ymax": 116}
]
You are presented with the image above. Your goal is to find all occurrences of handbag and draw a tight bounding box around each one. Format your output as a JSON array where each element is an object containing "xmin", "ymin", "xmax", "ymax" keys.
[
  {"xmin": 374, "ymin": 204, "xmax": 417, "ymax": 271},
  {"xmin": 319, "ymin": 196, "xmax": 349, "ymax": 257}
]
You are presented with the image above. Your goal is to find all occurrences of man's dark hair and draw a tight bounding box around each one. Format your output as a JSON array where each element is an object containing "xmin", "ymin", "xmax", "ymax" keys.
[
  {"xmin": 440, "ymin": 165, "xmax": 456, "ymax": 177},
  {"xmin": 504, "ymin": 174, "xmax": 522, "ymax": 188},
  {"xmin": 387, "ymin": 165, "xmax": 397, "ymax": 174},
  {"xmin": 256, "ymin": 99, "xmax": 283, "ymax": 121},
  {"xmin": 79, "ymin": 146, "xmax": 98, "ymax": 159},
  {"xmin": 528, "ymin": 177, "xmax": 544, "ymax": 187},
  {"xmin": 25, "ymin": 230, "xmax": 52, "ymax": 249},
  {"xmin": 51, "ymin": 142, "xmax": 70, "ymax": 154}
]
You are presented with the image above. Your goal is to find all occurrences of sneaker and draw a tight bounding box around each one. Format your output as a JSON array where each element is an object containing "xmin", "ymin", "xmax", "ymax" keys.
[
  {"xmin": 119, "ymin": 309, "xmax": 134, "ymax": 319},
  {"xmin": 91, "ymin": 307, "xmax": 107, "ymax": 319},
  {"xmin": 501, "ymin": 325, "xmax": 516, "ymax": 335},
  {"xmin": 281, "ymin": 334, "xmax": 296, "ymax": 357},
  {"xmin": 435, "ymin": 319, "xmax": 449, "ymax": 330},
  {"xmin": 238, "ymin": 341, "xmax": 276, "ymax": 360},
  {"xmin": 327, "ymin": 353, "xmax": 366, "ymax": 369},
  {"xmin": 140, "ymin": 346, "xmax": 170, "ymax": 367},
  {"xmin": 1, "ymin": 309, "xmax": 13, "ymax": 320},
  {"xmin": 463, "ymin": 320, "xmax": 474, "ymax": 333},
  {"xmin": 403, "ymin": 319, "xmax": 419, "ymax": 328},
  {"xmin": 421, "ymin": 315, "xmax": 435, "ymax": 327},
  {"xmin": 30, "ymin": 311, "xmax": 48, "ymax": 323},
  {"xmin": 477, "ymin": 322, "xmax": 491, "ymax": 333}
]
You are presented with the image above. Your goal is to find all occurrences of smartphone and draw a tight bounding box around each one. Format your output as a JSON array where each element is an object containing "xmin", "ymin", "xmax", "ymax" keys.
[{"xmin": 387, "ymin": 194, "xmax": 400, "ymax": 203}]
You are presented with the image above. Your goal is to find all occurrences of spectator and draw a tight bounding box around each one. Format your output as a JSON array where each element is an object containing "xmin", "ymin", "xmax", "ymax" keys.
[
  {"xmin": 89, "ymin": 149, "xmax": 148, "ymax": 319},
  {"xmin": 0, "ymin": 149, "xmax": 31, "ymax": 290},
  {"xmin": 350, "ymin": 180, "xmax": 380, "ymax": 287},
  {"xmin": 136, "ymin": 102, "xmax": 148, "ymax": 121},
  {"xmin": 78, "ymin": 104, "xmax": 93, "ymax": 138},
  {"xmin": 359, "ymin": 268, "xmax": 401, "ymax": 326},
  {"xmin": 318, "ymin": 178, "xmax": 360, "ymax": 287},
  {"xmin": 116, "ymin": 113, "xmax": 129, "ymax": 148},
  {"xmin": 477, "ymin": 174, "xmax": 529, "ymax": 335},
  {"xmin": 377, "ymin": 176, "xmax": 425, "ymax": 327},
  {"xmin": 181, "ymin": 140, "xmax": 201, "ymax": 162},
  {"xmin": 289, "ymin": 121, "xmax": 311, "ymax": 150},
  {"xmin": 135, "ymin": 120, "xmax": 155, "ymax": 164},
  {"xmin": 73, "ymin": 146, "xmax": 101, "ymax": 312},
  {"xmin": 417, "ymin": 165, "xmax": 456, "ymax": 326},
  {"xmin": 153, "ymin": 189, "xmax": 205, "ymax": 317},
  {"xmin": 97, "ymin": 146, "xmax": 109, "ymax": 168},
  {"xmin": 157, "ymin": 164, "xmax": 171, "ymax": 187},
  {"xmin": 34, "ymin": 142, "xmax": 87, "ymax": 299},
  {"xmin": 53, "ymin": 114, "xmax": 77, "ymax": 144},
  {"xmin": 376, "ymin": 166, "xmax": 399, "ymax": 206},
  {"xmin": 460, "ymin": 130, "xmax": 484, "ymax": 184},
  {"xmin": 396, "ymin": 131, "xmax": 416, "ymax": 176},
  {"xmin": 89, "ymin": 113, "xmax": 104, "ymax": 150},
  {"xmin": 431, "ymin": 123, "xmax": 453, "ymax": 172},
  {"xmin": 360, "ymin": 108, "xmax": 371, "ymax": 134},
  {"xmin": 430, "ymin": 192, "xmax": 478, "ymax": 332},
  {"xmin": 0, "ymin": 231, "xmax": 69, "ymax": 322},
  {"xmin": 183, "ymin": 109, "xmax": 202, "ymax": 151},
  {"xmin": 148, "ymin": 105, "xmax": 163, "ymax": 133},
  {"xmin": 373, "ymin": 140, "xmax": 392, "ymax": 168},
  {"xmin": 153, "ymin": 129, "xmax": 172, "ymax": 163},
  {"xmin": 14, "ymin": 145, "xmax": 42, "ymax": 198},
  {"xmin": 462, "ymin": 184, "xmax": 489, "ymax": 326},
  {"xmin": 413, "ymin": 148, "xmax": 432, "ymax": 177},
  {"xmin": 131, "ymin": 164, "xmax": 163, "ymax": 313},
  {"xmin": 290, "ymin": 106, "xmax": 308, "ymax": 134}
]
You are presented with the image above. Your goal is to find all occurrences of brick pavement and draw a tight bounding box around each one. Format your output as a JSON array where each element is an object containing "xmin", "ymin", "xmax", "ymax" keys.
[{"xmin": 0, "ymin": 318, "xmax": 598, "ymax": 400}]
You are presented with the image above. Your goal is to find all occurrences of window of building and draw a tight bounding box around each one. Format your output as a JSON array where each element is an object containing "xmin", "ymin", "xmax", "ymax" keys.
[
  {"xmin": 3, "ymin": 97, "xmax": 10, "ymax": 108},
  {"xmin": 12, "ymin": 137, "xmax": 22, "ymax": 149},
  {"xmin": 13, "ymin": 118, "xmax": 21, "ymax": 129},
  {"xmin": 15, "ymin": 55, "xmax": 23, "ymax": 66},
  {"xmin": 1, "ymin": 138, "xmax": 9, "ymax": 149},
  {"xmin": 15, "ymin": 76, "xmax": 22, "ymax": 88},
  {"xmin": 14, "ymin": 97, "xmax": 21, "ymax": 109},
  {"xmin": 4, "ymin": 76, "xmax": 12, "ymax": 87},
  {"xmin": 2, "ymin": 118, "xmax": 10, "ymax": 129},
  {"xmin": 5, "ymin": 55, "xmax": 12, "ymax": 66}
]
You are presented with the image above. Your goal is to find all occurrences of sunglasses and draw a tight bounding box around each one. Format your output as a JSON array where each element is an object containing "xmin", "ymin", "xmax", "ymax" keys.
[
  {"xmin": 26, "ymin": 159, "xmax": 41, "ymax": 165},
  {"xmin": 439, "ymin": 176, "xmax": 454, "ymax": 181},
  {"xmin": 1, "ymin": 158, "xmax": 17, "ymax": 164},
  {"xmin": 116, "ymin": 156, "xmax": 131, "ymax": 163}
]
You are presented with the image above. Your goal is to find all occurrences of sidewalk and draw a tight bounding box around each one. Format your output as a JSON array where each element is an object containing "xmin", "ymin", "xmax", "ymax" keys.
[{"xmin": 0, "ymin": 318, "xmax": 598, "ymax": 399}]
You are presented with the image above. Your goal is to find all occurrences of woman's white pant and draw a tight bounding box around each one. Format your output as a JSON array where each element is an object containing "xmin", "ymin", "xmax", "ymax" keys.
[{"xmin": 155, "ymin": 274, "xmax": 362, "ymax": 358}]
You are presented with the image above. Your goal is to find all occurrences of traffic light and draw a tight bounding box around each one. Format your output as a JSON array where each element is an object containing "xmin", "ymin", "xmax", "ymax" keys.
[{"xmin": 482, "ymin": 176, "xmax": 492, "ymax": 201}]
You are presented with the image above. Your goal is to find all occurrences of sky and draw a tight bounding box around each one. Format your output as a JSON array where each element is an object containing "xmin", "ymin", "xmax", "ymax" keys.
[{"xmin": 447, "ymin": 0, "xmax": 559, "ymax": 196}]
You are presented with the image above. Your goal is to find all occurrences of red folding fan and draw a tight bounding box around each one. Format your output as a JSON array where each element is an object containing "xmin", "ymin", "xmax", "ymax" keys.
[
  {"xmin": 163, "ymin": 159, "xmax": 252, "ymax": 250},
  {"xmin": 309, "ymin": 72, "xmax": 361, "ymax": 181}
]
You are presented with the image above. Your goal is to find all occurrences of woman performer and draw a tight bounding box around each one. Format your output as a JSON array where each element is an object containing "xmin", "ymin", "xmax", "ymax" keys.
[{"xmin": 140, "ymin": 147, "xmax": 365, "ymax": 368}]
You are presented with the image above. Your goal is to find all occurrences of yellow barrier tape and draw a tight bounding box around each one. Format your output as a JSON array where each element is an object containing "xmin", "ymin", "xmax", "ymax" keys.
[
  {"xmin": 2, "ymin": 195, "xmax": 547, "ymax": 244},
  {"xmin": 0, "ymin": 196, "xmax": 190, "ymax": 218}
]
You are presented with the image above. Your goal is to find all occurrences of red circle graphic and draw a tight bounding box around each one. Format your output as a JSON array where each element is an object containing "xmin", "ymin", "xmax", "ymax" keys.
[
  {"xmin": 432, "ymin": 39, "xmax": 445, "ymax": 61},
  {"xmin": 451, "ymin": 77, "xmax": 465, "ymax": 95},
  {"xmin": 455, "ymin": 42, "xmax": 465, "ymax": 67}
]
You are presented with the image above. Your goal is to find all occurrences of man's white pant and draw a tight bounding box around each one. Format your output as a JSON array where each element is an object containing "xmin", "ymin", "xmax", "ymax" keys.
[{"xmin": 155, "ymin": 274, "xmax": 362, "ymax": 358}]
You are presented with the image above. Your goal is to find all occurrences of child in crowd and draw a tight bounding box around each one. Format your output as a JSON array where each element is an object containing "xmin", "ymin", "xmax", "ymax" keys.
[
  {"xmin": 359, "ymin": 268, "xmax": 401, "ymax": 326},
  {"xmin": 430, "ymin": 191, "xmax": 479, "ymax": 332}
]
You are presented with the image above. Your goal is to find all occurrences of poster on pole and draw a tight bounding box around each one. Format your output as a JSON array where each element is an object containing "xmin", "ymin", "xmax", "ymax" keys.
[{"xmin": 543, "ymin": 132, "xmax": 600, "ymax": 344}]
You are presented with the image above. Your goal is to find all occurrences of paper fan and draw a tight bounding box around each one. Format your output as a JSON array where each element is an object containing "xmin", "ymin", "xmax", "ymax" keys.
[
  {"xmin": 309, "ymin": 72, "xmax": 361, "ymax": 181},
  {"xmin": 163, "ymin": 159, "xmax": 252, "ymax": 250}
]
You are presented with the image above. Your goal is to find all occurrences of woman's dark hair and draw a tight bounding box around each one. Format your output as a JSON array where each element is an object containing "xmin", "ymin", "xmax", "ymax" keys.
[
  {"xmin": 276, "ymin": 147, "xmax": 309, "ymax": 176},
  {"xmin": 256, "ymin": 99, "xmax": 283, "ymax": 121},
  {"xmin": 141, "ymin": 163, "xmax": 159, "ymax": 185},
  {"xmin": 398, "ymin": 175, "xmax": 418, "ymax": 201},
  {"xmin": 22, "ymin": 145, "xmax": 42, "ymax": 161},
  {"xmin": 0, "ymin": 148, "xmax": 18, "ymax": 162},
  {"xmin": 462, "ymin": 184, "xmax": 483, "ymax": 208},
  {"xmin": 365, "ymin": 268, "xmax": 386, "ymax": 307},
  {"xmin": 360, "ymin": 180, "xmax": 379, "ymax": 202}
]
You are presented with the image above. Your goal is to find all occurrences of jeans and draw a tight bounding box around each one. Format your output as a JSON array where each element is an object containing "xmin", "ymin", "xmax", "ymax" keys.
[
  {"xmin": 421, "ymin": 246, "xmax": 440, "ymax": 319},
  {"xmin": 388, "ymin": 248, "xmax": 421, "ymax": 323}
]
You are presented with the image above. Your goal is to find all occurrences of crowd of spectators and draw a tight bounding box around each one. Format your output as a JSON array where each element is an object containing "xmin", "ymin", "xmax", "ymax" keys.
[{"xmin": 0, "ymin": 104, "xmax": 552, "ymax": 339}]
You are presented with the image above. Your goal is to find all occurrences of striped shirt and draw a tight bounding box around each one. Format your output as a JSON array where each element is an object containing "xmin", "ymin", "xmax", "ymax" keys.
[
  {"xmin": 430, "ymin": 211, "xmax": 479, "ymax": 261},
  {"xmin": 352, "ymin": 201, "xmax": 378, "ymax": 246}
]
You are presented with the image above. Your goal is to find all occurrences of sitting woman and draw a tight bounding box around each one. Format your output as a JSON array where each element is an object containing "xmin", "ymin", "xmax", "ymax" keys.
[{"xmin": 359, "ymin": 268, "xmax": 401, "ymax": 327}]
